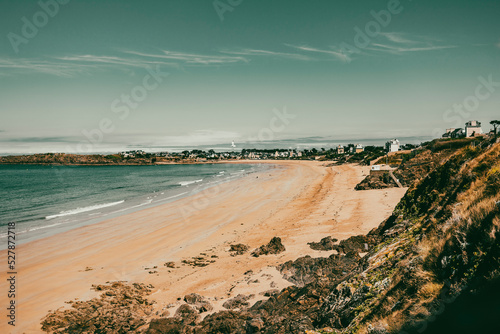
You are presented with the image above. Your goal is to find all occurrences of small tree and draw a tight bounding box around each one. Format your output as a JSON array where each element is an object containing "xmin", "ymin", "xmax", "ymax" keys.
[{"xmin": 491, "ymin": 120, "xmax": 500, "ymax": 139}]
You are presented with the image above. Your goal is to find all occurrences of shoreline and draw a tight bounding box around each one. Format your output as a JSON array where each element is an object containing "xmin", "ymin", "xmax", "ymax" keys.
[
  {"xmin": 1, "ymin": 162, "xmax": 272, "ymax": 248},
  {"xmin": 0, "ymin": 161, "xmax": 407, "ymax": 333}
]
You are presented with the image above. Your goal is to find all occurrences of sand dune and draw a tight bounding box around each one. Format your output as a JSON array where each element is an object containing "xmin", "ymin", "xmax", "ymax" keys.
[{"xmin": 0, "ymin": 161, "xmax": 407, "ymax": 333}]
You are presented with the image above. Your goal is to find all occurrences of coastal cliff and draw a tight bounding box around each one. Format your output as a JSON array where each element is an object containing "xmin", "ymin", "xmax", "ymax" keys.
[
  {"xmin": 0, "ymin": 153, "xmax": 156, "ymax": 165},
  {"xmin": 40, "ymin": 136, "xmax": 500, "ymax": 333}
]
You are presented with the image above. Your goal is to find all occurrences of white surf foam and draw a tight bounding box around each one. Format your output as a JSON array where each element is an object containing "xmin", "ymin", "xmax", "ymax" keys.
[
  {"xmin": 45, "ymin": 200, "xmax": 125, "ymax": 220},
  {"xmin": 178, "ymin": 179, "xmax": 203, "ymax": 186}
]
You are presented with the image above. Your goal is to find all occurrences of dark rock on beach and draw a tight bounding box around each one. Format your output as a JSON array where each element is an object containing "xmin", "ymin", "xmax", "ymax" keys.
[
  {"xmin": 147, "ymin": 304, "xmax": 199, "ymax": 334},
  {"xmin": 222, "ymin": 294, "xmax": 254, "ymax": 310},
  {"xmin": 41, "ymin": 282, "xmax": 154, "ymax": 334},
  {"xmin": 183, "ymin": 293, "xmax": 213, "ymax": 313},
  {"xmin": 260, "ymin": 289, "xmax": 280, "ymax": 297},
  {"xmin": 251, "ymin": 237, "xmax": 286, "ymax": 257},
  {"xmin": 308, "ymin": 236, "xmax": 338, "ymax": 251},
  {"xmin": 279, "ymin": 252, "xmax": 361, "ymax": 287},
  {"xmin": 198, "ymin": 311, "xmax": 249, "ymax": 334},
  {"xmin": 164, "ymin": 262, "xmax": 176, "ymax": 268},
  {"xmin": 333, "ymin": 234, "xmax": 380, "ymax": 255},
  {"xmin": 229, "ymin": 243, "xmax": 250, "ymax": 256}
]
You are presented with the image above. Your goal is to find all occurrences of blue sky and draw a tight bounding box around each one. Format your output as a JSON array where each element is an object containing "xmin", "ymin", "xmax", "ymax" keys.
[{"xmin": 0, "ymin": 0, "xmax": 499, "ymax": 153}]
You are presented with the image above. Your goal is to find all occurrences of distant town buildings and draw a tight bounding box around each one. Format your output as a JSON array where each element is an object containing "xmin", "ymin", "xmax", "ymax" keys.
[
  {"xmin": 120, "ymin": 150, "xmax": 146, "ymax": 158},
  {"xmin": 385, "ymin": 139, "xmax": 400, "ymax": 153},
  {"xmin": 114, "ymin": 139, "xmax": 415, "ymax": 163}
]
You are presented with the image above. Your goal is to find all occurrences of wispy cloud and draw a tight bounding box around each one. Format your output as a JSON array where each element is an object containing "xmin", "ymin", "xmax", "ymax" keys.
[
  {"xmin": 367, "ymin": 32, "xmax": 458, "ymax": 55},
  {"xmin": 0, "ymin": 34, "xmax": 460, "ymax": 78},
  {"xmin": 285, "ymin": 44, "xmax": 350, "ymax": 62},
  {"xmin": 56, "ymin": 54, "xmax": 178, "ymax": 69},
  {"xmin": 380, "ymin": 32, "xmax": 418, "ymax": 44},
  {"xmin": 220, "ymin": 48, "xmax": 312, "ymax": 61},
  {"xmin": 0, "ymin": 58, "xmax": 95, "ymax": 77},
  {"xmin": 0, "ymin": 49, "xmax": 249, "ymax": 77},
  {"xmin": 126, "ymin": 50, "xmax": 248, "ymax": 65},
  {"xmin": 369, "ymin": 43, "xmax": 457, "ymax": 53}
]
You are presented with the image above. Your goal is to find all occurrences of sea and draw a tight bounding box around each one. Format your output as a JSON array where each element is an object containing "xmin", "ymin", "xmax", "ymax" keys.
[{"xmin": 0, "ymin": 163, "xmax": 268, "ymax": 247}]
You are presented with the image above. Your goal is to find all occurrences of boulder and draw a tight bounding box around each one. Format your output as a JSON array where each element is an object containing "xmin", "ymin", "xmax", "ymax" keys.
[
  {"xmin": 183, "ymin": 293, "xmax": 213, "ymax": 313},
  {"xmin": 222, "ymin": 294, "xmax": 253, "ymax": 310},
  {"xmin": 251, "ymin": 237, "xmax": 286, "ymax": 257},
  {"xmin": 308, "ymin": 236, "xmax": 338, "ymax": 251}
]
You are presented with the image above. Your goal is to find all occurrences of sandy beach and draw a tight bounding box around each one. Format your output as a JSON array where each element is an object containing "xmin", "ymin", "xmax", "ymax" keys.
[{"xmin": 1, "ymin": 161, "xmax": 407, "ymax": 333}]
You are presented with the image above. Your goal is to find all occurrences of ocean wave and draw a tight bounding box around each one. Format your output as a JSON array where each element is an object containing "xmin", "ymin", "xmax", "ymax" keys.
[
  {"xmin": 108, "ymin": 199, "xmax": 153, "ymax": 214},
  {"xmin": 154, "ymin": 191, "xmax": 190, "ymax": 203},
  {"xmin": 178, "ymin": 179, "xmax": 203, "ymax": 186},
  {"xmin": 0, "ymin": 221, "xmax": 71, "ymax": 239},
  {"xmin": 45, "ymin": 200, "xmax": 125, "ymax": 220}
]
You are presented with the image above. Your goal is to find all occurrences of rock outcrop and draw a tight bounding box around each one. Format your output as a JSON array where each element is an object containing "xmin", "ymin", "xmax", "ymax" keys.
[
  {"xmin": 229, "ymin": 243, "xmax": 250, "ymax": 256},
  {"xmin": 183, "ymin": 293, "xmax": 213, "ymax": 313},
  {"xmin": 308, "ymin": 236, "xmax": 338, "ymax": 251},
  {"xmin": 41, "ymin": 282, "xmax": 154, "ymax": 333},
  {"xmin": 279, "ymin": 252, "xmax": 361, "ymax": 287},
  {"xmin": 222, "ymin": 294, "xmax": 253, "ymax": 310},
  {"xmin": 251, "ymin": 237, "xmax": 286, "ymax": 257}
]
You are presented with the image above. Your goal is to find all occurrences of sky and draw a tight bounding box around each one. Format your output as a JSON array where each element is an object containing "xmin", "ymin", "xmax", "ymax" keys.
[{"xmin": 0, "ymin": 0, "xmax": 499, "ymax": 154}]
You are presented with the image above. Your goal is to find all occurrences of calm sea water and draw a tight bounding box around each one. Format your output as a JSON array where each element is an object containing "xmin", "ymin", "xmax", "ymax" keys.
[{"xmin": 0, "ymin": 163, "xmax": 267, "ymax": 246}]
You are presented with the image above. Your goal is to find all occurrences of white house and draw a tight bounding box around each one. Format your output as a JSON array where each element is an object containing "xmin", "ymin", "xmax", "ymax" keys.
[
  {"xmin": 465, "ymin": 120, "xmax": 482, "ymax": 137},
  {"xmin": 385, "ymin": 139, "xmax": 400, "ymax": 153}
]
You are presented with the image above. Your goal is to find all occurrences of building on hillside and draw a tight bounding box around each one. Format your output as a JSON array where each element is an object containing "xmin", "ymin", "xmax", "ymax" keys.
[
  {"xmin": 355, "ymin": 144, "xmax": 364, "ymax": 153},
  {"xmin": 443, "ymin": 128, "xmax": 456, "ymax": 138},
  {"xmin": 465, "ymin": 120, "xmax": 482, "ymax": 137},
  {"xmin": 451, "ymin": 128, "xmax": 465, "ymax": 138},
  {"xmin": 337, "ymin": 145, "xmax": 344, "ymax": 154},
  {"xmin": 385, "ymin": 139, "xmax": 400, "ymax": 152},
  {"xmin": 442, "ymin": 128, "xmax": 465, "ymax": 139}
]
